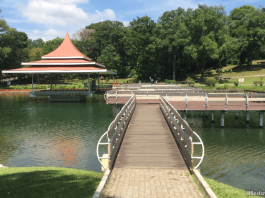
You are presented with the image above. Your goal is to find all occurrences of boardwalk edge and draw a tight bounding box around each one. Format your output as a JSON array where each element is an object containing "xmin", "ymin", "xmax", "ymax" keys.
[
  {"xmin": 92, "ymin": 169, "xmax": 111, "ymax": 198},
  {"xmin": 192, "ymin": 169, "xmax": 217, "ymax": 198}
]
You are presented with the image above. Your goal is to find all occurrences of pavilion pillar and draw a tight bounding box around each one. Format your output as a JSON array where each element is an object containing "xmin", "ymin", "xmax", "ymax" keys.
[
  {"xmin": 97, "ymin": 73, "xmax": 99, "ymax": 101},
  {"xmin": 32, "ymin": 74, "xmax": 34, "ymax": 92}
]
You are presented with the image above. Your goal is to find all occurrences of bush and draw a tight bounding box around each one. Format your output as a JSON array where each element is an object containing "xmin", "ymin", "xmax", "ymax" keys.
[
  {"xmin": 224, "ymin": 84, "xmax": 229, "ymax": 89},
  {"xmin": 253, "ymin": 81, "xmax": 258, "ymax": 86},
  {"xmin": 187, "ymin": 80, "xmax": 195, "ymax": 86},
  {"xmin": 205, "ymin": 78, "xmax": 217, "ymax": 86},
  {"xmin": 259, "ymin": 81, "xmax": 263, "ymax": 86},
  {"xmin": 164, "ymin": 79, "xmax": 176, "ymax": 84},
  {"xmin": 234, "ymin": 81, "xmax": 239, "ymax": 86}
]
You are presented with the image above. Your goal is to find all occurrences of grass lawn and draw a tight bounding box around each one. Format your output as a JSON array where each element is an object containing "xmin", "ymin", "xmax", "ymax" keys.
[
  {"xmin": 204, "ymin": 177, "xmax": 260, "ymax": 198},
  {"xmin": 194, "ymin": 85, "xmax": 265, "ymax": 92},
  {"xmin": 0, "ymin": 167, "xmax": 103, "ymax": 198}
]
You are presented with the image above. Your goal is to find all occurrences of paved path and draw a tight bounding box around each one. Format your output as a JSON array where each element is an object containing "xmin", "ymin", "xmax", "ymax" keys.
[{"xmin": 103, "ymin": 168, "xmax": 204, "ymax": 198}]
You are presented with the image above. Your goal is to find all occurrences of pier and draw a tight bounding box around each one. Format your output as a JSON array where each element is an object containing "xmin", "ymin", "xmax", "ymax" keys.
[
  {"xmin": 94, "ymin": 83, "xmax": 265, "ymax": 197},
  {"xmin": 105, "ymin": 84, "xmax": 265, "ymax": 127},
  {"xmin": 95, "ymin": 85, "xmax": 211, "ymax": 197}
]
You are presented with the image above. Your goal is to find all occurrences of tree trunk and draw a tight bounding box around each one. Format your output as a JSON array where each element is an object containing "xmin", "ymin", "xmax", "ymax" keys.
[
  {"xmin": 200, "ymin": 70, "xmax": 204, "ymax": 82},
  {"xmin": 249, "ymin": 53, "xmax": 253, "ymax": 67},
  {"xmin": 173, "ymin": 55, "xmax": 176, "ymax": 80}
]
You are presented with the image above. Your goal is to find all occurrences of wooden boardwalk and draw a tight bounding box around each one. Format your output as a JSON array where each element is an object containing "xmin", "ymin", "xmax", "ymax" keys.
[{"xmin": 114, "ymin": 104, "xmax": 187, "ymax": 169}]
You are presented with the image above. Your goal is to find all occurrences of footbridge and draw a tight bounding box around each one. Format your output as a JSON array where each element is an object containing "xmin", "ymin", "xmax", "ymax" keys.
[{"xmin": 97, "ymin": 94, "xmax": 204, "ymax": 171}]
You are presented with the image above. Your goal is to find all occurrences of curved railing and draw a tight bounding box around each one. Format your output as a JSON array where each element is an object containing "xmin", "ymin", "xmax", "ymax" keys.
[
  {"xmin": 160, "ymin": 96, "xmax": 204, "ymax": 169},
  {"xmin": 97, "ymin": 94, "xmax": 136, "ymax": 170}
]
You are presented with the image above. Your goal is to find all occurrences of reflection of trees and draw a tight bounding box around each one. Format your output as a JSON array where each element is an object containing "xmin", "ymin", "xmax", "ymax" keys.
[
  {"xmin": 53, "ymin": 139, "xmax": 80, "ymax": 167},
  {"xmin": 0, "ymin": 133, "xmax": 21, "ymax": 165}
]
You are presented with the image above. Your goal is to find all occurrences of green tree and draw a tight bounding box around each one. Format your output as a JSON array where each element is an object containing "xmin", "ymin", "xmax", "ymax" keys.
[
  {"xmin": 228, "ymin": 5, "xmax": 265, "ymax": 67},
  {"xmin": 183, "ymin": 5, "xmax": 228, "ymax": 81},
  {"xmin": 85, "ymin": 21, "xmax": 129, "ymax": 77},
  {"xmin": 156, "ymin": 8, "xmax": 190, "ymax": 80},
  {"xmin": 0, "ymin": 28, "xmax": 28, "ymax": 71},
  {"xmin": 125, "ymin": 16, "xmax": 157, "ymax": 80},
  {"xmin": 42, "ymin": 37, "xmax": 63, "ymax": 55},
  {"xmin": 28, "ymin": 47, "xmax": 43, "ymax": 61}
]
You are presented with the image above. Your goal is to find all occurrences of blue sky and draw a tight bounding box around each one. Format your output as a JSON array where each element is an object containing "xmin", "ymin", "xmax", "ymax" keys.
[{"xmin": 1, "ymin": 0, "xmax": 264, "ymax": 41}]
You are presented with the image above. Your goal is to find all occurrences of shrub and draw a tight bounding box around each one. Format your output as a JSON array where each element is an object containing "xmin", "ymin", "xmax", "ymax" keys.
[
  {"xmin": 224, "ymin": 84, "xmax": 229, "ymax": 89},
  {"xmin": 187, "ymin": 80, "xmax": 195, "ymax": 86},
  {"xmin": 259, "ymin": 81, "xmax": 264, "ymax": 86},
  {"xmin": 105, "ymin": 77, "xmax": 109, "ymax": 83},
  {"xmin": 253, "ymin": 81, "xmax": 258, "ymax": 86},
  {"xmin": 216, "ymin": 69, "xmax": 224, "ymax": 76},
  {"xmin": 234, "ymin": 81, "xmax": 239, "ymax": 86},
  {"xmin": 164, "ymin": 79, "xmax": 176, "ymax": 84},
  {"xmin": 205, "ymin": 78, "xmax": 217, "ymax": 86}
]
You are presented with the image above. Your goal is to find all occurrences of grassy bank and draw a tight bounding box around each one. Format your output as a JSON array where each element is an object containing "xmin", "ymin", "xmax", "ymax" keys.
[
  {"xmin": 0, "ymin": 167, "xmax": 103, "ymax": 198},
  {"xmin": 204, "ymin": 177, "xmax": 260, "ymax": 198},
  {"xmin": 194, "ymin": 84, "xmax": 265, "ymax": 92}
]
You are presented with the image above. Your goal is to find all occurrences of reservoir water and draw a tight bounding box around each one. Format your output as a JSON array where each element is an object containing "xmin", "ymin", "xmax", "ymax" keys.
[{"xmin": 0, "ymin": 93, "xmax": 264, "ymax": 191}]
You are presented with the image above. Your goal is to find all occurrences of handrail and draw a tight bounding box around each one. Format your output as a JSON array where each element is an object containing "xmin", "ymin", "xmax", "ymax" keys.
[
  {"xmin": 97, "ymin": 94, "xmax": 136, "ymax": 170},
  {"xmin": 160, "ymin": 96, "xmax": 204, "ymax": 169}
]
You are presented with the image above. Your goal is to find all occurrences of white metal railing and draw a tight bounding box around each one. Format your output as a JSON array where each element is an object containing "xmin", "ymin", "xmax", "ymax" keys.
[
  {"xmin": 160, "ymin": 96, "xmax": 204, "ymax": 169},
  {"xmin": 97, "ymin": 95, "xmax": 136, "ymax": 170}
]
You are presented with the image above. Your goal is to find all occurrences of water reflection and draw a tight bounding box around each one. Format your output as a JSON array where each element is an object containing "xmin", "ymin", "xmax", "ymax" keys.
[
  {"xmin": 0, "ymin": 94, "xmax": 115, "ymax": 172},
  {"xmin": 180, "ymin": 110, "xmax": 265, "ymax": 191}
]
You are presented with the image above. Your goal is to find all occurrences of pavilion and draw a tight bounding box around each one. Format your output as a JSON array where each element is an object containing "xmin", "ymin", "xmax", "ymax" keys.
[{"xmin": 2, "ymin": 31, "xmax": 116, "ymax": 101}]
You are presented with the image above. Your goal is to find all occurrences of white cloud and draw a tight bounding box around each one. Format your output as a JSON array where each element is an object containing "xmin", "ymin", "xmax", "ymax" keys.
[
  {"xmin": 27, "ymin": 28, "xmax": 66, "ymax": 41},
  {"xmin": 123, "ymin": 21, "xmax": 130, "ymax": 27},
  {"xmin": 33, "ymin": 29, "xmax": 40, "ymax": 34},
  {"xmin": 21, "ymin": 0, "xmax": 88, "ymax": 26},
  {"xmin": 21, "ymin": 0, "xmax": 116, "ymax": 27}
]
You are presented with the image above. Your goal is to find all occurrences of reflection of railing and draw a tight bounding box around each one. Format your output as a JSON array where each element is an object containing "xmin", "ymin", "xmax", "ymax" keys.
[
  {"xmin": 97, "ymin": 95, "xmax": 136, "ymax": 170},
  {"xmin": 160, "ymin": 96, "xmax": 204, "ymax": 169}
]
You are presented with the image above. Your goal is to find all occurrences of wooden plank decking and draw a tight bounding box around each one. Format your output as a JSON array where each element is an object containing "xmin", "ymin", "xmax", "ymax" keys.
[{"xmin": 114, "ymin": 104, "xmax": 187, "ymax": 169}]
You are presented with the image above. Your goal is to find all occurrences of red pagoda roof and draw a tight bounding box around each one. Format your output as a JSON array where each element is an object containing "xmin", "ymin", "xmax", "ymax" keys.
[{"xmin": 42, "ymin": 31, "xmax": 91, "ymax": 60}]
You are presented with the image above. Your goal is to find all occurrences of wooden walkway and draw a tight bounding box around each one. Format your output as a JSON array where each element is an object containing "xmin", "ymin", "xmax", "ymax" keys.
[
  {"xmin": 103, "ymin": 104, "xmax": 205, "ymax": 197},
  {"xmin": 114, "ymin": 104, "xmax": 187, "ymax": 169}
]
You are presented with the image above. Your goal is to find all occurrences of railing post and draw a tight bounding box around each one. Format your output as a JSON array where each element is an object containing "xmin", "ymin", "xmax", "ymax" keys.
[
  {"xmin": 246, "ymin": 94, "xmax": 248, "ymax": 108},
  {"xmin": 225, "ymin": 94, "xmax": 228, "ymax": 110},
  {"xmin": 116, "ymin": 90, "xmax": 117, "ymax": 104},
  {"xmin": 205, "ymin": 94, "xmax": 208, "ymax": 109},
  {"xmin": 186, "ymin": 94, "xmax": 188, "ymax": 109}
]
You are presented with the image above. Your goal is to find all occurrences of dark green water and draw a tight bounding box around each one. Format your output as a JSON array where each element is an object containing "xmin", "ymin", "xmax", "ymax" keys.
[
  {"xmin": 182, "ymin": 111, "xmax": 265, "ymax": 192},
  {"xmin": 0, "ymin": 94, "xmax": 114, "ymax": 172},
  {"xmin": 0, "ymin": 94, "xmax": 264, "ymax": 192}
]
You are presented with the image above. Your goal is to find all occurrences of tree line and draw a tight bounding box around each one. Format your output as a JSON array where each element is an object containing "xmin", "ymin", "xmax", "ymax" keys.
[{"xmin": 1, "ymin": 5, "xmax": 265, "ymax": 82}]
